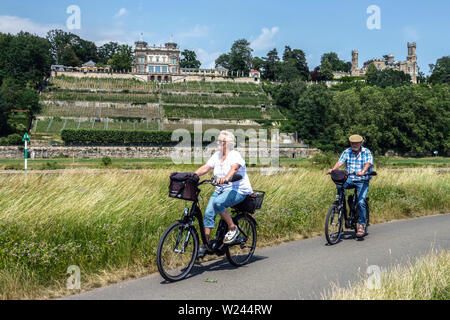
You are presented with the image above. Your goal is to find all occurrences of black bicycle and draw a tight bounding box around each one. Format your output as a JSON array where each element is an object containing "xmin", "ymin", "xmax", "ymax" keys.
[
  {"xmin": 325, "ymin": 170, "xmax": 377, "ymax": 245},
  {"xmin": 156, "ymin": 174, "xmax": 264, "ymax": 282}
]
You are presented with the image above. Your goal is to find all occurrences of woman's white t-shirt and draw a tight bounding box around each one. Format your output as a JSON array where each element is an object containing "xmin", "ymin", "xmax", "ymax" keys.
[{"xmin": 206, "ymin": 150, "xmax": 253, "ymax": 195}]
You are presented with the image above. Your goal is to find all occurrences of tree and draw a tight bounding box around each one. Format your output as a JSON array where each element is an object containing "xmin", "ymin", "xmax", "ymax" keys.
[
  {"xmin": 261, "ymin": 48, "xmax": 280, "ymax": 81},
  {"xmin": 282, "ymin": 46, "xmax": 309, "ymax": 80},
  {"xmin": 214, "ymin": 39, "xmax": 253, "ymax": 76},
  {"xmin": 252, "ymin": 56, "xmax": 265, "ymax": 72},
  {"xmin": 46, "ymin": 29, "xmax": 98, "ymax": 66},
  {"xmin": 0, "ymin": 32, "xmax": 52, "ymax": 89},
  {"xmin": 0, "ymin": 78, "xmax": 40, "ymax": 136},
  {"xmin": 59, "ymin": 44, "xmax": 81, "ymax": 67},
  {"xmin": 320, "ymin": 52, "xmax": 352, "ymax": 73},
  {"xmin": 366, "ymin": 66, "xmax": 412, "ymax": 88},
  {"xmin": 0, "ymin": 96, "xmax": 12, "ymax": 136},
  {"xmin": 97, "ymin": 42, "xmax": 120, "ymax": 65},
  {"xmin": 318, "ymin": 60, "xmax": 333, "ymax": 81},
  {"xmin": 0, "ymin": 78, "xmax": 40, "ymax": 113},
  {"xmin": 428, "ymin": 56, "xmax": 450, "ymax": 84},
  {"xmin": 228, "ymin": 39, "xmax": 253, "ymax": 75},
  {"xmin": 180, "ymin": 49, "xmax": 201, "ymax": 69},
  {"xmin": 278, "ymin": 60, "xmax": 301, "ymax": 82},
  {"xmin": 272, "ymin": 79, "xmax": 307, "ymax": 111},
  {"xmin": 215, "ymin": 53, "xmax": 230, "ymax": 69},
  {"xmin": 109, "ymin": 45, "xmax": 133, "ymax": 71}
]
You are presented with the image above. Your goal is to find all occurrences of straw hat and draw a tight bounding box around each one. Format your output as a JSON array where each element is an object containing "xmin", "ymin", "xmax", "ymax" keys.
[{"xmin": 349, "ymin": 134, "xmax": 363, "ymax": 143}]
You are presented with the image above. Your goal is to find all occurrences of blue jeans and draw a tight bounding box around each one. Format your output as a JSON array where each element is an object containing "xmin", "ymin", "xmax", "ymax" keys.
[
  {"xmin": 203, "ymin": 190, "xmax": 246, "ymax": 228},
  {"xmin": 336, "ymin": 177, "xmax": 370, "ymax": 226}
]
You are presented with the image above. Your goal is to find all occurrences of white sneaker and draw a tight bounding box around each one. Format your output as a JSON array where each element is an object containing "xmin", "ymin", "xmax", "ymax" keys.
[{"xmin": 223, "ymin": 227, "xmax": 240, "ymax": 244}]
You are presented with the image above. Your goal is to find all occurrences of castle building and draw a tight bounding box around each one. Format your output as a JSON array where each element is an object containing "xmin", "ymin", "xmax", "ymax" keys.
[
  {"xmin": 350, "ymin": 42, "xmax": 418, "ymax": 83},
  {"xmin": 133, "ymin": 41, "xmax": 181, "ymax": 82}
]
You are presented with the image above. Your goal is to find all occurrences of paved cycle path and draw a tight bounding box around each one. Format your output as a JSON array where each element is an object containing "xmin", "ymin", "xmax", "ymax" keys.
[{"xmin": 63, "ymin": 213, "xmax": 449, "ymax": 300}]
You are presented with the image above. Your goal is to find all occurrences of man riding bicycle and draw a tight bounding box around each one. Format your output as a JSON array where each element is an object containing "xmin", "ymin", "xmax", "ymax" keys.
[{"xmin": 328, "ymin": 134, "xmax": 374, "ymax": 238}]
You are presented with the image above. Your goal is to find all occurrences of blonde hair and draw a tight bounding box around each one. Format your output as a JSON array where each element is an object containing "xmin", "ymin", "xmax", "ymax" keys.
[{"xmin": 218, "ymin": 130, "xmax": 235, "ymax": 150}]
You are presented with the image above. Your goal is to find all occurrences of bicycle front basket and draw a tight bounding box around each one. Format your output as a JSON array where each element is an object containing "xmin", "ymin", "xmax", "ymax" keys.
[
  {"xmin": 330, "ymin": 170, "xmax": 348, "ymax": 184},
  {"xmin": 168, "ymin": 172, "xmax": 200, "ymax": 201}
]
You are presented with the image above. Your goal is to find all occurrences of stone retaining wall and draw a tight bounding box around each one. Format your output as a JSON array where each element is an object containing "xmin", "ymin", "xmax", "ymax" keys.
[{"xmin": 0, "ymin": 146, "xmax": 319, "ymax": 159}]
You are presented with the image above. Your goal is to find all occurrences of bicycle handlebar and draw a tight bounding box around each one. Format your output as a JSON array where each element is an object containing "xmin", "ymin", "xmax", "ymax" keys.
[
  {"xmin": 198, "ymin": 173, "xmax": 243, "ymax": 186},
  {"xmin": 327, "ymin": 170, "xmax": 377, "ymax": 176}
]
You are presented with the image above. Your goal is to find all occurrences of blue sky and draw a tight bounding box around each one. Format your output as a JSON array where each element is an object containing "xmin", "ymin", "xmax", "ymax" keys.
[{"xmin": 0, "ymin": 0, "xmax": 449, "ymax": 74}]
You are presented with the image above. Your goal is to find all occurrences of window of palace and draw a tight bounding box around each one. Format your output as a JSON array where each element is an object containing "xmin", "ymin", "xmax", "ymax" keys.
[{"xmin": 162, "ymin": 66, "xmax": 168, "ymax": 73}]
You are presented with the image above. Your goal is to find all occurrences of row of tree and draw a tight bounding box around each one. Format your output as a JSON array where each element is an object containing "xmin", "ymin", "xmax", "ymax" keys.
[
  {"xmin": 265, "ymin": 79, "xmax": 449, "ymax": 155},
  {"xmin": 211, "ymin": 39, "xmax": 352, "ymax": 81},
  {"xmin": 47, "ymin": 30, "xmax": 133, "ymax": 71},
  {"xmin": 212, "ymin": 38, "xmax": 449, "ymax": 85}
]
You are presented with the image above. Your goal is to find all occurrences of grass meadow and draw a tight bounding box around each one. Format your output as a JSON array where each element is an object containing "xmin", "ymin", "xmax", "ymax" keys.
[{"xmin": 0, "ymin": 166, "xmax": 448, "ymax": 299}]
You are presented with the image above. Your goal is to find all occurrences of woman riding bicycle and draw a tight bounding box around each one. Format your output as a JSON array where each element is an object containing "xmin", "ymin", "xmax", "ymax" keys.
[{"xmin": 194, "ymin": 130, "xmax": 253, "ymax": 257}]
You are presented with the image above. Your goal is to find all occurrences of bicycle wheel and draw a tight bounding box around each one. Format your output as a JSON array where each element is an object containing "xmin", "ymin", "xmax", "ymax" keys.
[
  {"xmin": 226, "ymin": 214, "xmax": 257, "ymax": 267},
  {"xmin": 325, "ymin": 204, "xmax": 343, "ymax": 245},
  {"xmin": 156, "ymin": 221, "xmax": 199, "ymax": 282}
]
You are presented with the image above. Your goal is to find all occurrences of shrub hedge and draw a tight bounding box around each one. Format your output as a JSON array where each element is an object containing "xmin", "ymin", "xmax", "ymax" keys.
[{"xmin": 61, "ymin": 129, "xmax": 180, "ymax": 145}]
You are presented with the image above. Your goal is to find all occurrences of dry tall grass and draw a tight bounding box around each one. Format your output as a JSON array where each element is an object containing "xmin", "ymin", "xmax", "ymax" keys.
[
  {"xmin": 325, "ymin": 250, "xmax": 450, "ymax": 300},
  {"xmin": 0, "ymin": 167, "xmax": 448, "ymax": 299}
]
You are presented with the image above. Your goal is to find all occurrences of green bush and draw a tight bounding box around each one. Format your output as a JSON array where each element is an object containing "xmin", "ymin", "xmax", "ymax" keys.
[
  {"xmin": 101, "ymin": 156, "xmax": 112, "ymax": 166},
  {"xmin": 60, "ymin": 129, "xmax": 191, "ymax": 145},
  {"xmin": 310, "ymin": 151, "xmax": 337, "ymax": 169},
  {"xmin": 39, "ymin": 161, "xmax": 64, "ymax": 170},
  {"xmin": 6, "ymin": 134, "xmax": 22, "ymax": 146}
]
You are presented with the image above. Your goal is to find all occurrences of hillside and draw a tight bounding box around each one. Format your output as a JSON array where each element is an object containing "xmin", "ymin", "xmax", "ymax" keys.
[{"xmin": 33, "ymin": 75, "xmax": 286, "ymax": 144}]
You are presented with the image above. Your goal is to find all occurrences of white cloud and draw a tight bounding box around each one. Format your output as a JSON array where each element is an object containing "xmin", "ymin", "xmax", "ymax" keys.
[
  {"xmin": 196, "ymin": 48, "xmax": 221, "ymax": 69},
  {"xmin": 250, "ymin": 26, "xmax": 279, "ymax": 51},
  {"xmin": 115, "ymin": 8, "xmax": 128, "ymax": 18},
  {"xmin": 0, "ymin": 15, "xmax": 63, "ymax": 36}
]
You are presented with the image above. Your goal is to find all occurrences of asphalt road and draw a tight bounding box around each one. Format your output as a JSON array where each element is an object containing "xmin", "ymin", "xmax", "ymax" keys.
[{"xmin": 63, "ymin": 213, "xmax": 450, "ymax": 300}]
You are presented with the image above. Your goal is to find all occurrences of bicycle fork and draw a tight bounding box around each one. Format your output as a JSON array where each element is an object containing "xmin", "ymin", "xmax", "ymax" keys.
[
  {"xmin": 173, "ymin": 208, "xmax": 193, "ymax": 253},
  {"xmin": 173, "ymin": 227, "xmax": 192, "ymax": 254}
]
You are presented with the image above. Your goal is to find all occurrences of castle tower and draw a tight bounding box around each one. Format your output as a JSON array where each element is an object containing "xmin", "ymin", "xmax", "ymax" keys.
[
  {"xmin": 406, "ymin": 42, "xmax": 418, "ymax": 83},
  {"xmin": 351, "ymin": 50, "xmax": 359, "ymax": 76},
  {"xmin": 407, "ymin": 42, "xmax": 416, "ymax": 56},
  {"xmin": 387, "ymin": 54, "xmax": 394, "ymax": 64}
]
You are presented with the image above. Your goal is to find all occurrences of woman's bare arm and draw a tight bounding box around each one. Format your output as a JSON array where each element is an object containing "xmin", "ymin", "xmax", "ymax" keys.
[
  {"xmin": 217, "ymin": 164, "xmax": 241, "ymax": 184},
  {"xmin": 195, "ymin": 164, "xmax": 212, "ymax": 177}
]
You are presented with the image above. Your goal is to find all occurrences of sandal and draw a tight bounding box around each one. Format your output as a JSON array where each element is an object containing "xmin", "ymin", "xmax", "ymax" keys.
[{"xmin": 356, "ymin": 224, "xmax": 365, "ymax": 238}]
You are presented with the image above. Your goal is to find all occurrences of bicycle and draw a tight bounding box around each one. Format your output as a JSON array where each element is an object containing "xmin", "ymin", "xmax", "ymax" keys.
[
  {"xmin": 325, "ymin": 170, "xmax": 377, "ymax": 245},
  {"xmin": 156, "ymin": 174, "xmax": 264, "ymax": 282}
]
